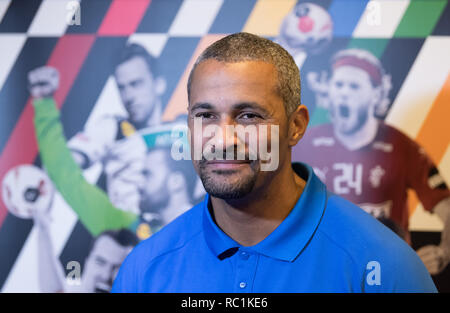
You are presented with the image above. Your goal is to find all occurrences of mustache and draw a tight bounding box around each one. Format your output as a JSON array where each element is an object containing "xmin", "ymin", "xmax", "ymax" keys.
[{"xmin": 198, "ymin": 147, "xmax": 258, "ymax": 165}]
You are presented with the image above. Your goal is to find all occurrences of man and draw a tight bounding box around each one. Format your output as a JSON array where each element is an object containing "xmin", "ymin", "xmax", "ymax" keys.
[
  {"xmin": 131, "ymin": 147, "xmax": 199, "ymax": 239},
  {"xmin": 32, "ymin": 93, "xmax": 195, "ymax": 240},
  {"xmin": 30, "ymin": 41, "xmax": 201, "ymax": 239},
  {"xmin": 29, "ymin": 43, "xmax": 166, "ymax": 214},
  {"xmin": 112, "ymin": 33, "xmax": 436, "ymax": 292},
  {"xmin": 294, "ymin": 48, "xmax": 450, "ymax": 275},
  {"xmin": 34, "ymin": 204, "xmax": 138, "ymax": 293}
]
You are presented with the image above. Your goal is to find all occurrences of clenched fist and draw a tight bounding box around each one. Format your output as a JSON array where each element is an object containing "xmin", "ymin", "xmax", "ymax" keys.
[
  {"xmin": 417, "ymin": 244, "xmax": 450, "ymax": 275},
  {"xmin": 28, "ymin": 66, "xmax": 60, "ymax": 99}
]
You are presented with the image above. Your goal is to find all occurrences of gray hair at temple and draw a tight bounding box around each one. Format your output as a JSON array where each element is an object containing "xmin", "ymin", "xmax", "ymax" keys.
[{"xmin": 187, "ymin": 32, "xmax": 301, "ymax": 116}]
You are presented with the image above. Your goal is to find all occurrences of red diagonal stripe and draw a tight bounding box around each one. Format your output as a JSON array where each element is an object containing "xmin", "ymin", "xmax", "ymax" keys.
[
  {"xmin": 97, "ymin": 0, "xmax": 151, "ymax": 36},
  {"xmin": 0, "ymin": 35, "xmax": 95, "ymax": 227}
]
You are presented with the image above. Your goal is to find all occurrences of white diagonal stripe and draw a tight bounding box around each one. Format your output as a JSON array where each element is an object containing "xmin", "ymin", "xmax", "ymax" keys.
[
  {"xmin": 127, "ymin": 33, "xmax": 169, "ymax": 58},
  {"xmin": 0, "ymin": 0, "xmax": 11, "ymax": 24},
  {"xmin": 169, "ymin": 0, "xmax": 223, "ymax": 36},
  {"xmin": 386, "ymin": 36, "xmax": 450, "ymax": 139},
  {"xmin": 0, "ymin": 34, "xmax": 26, "ymax": 91},
  {"xmin": 353, "ymin": 0, "xmax": 410, "ymax": 38},
  {"xmin": 27, "ymin": 0, "xmax": 80, "ymax": 37}
]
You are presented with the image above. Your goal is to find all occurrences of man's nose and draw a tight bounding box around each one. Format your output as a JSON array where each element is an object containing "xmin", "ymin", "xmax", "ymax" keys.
[
  {"xmin": 338, "ymin": 84, "xmax": 352, "ymax": 98},
  {"xmin": 213, "ymin": 118, "xmax": 241, "ymax": 148}
]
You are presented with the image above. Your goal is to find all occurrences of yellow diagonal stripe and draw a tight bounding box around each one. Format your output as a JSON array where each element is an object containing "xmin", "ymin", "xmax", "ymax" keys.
[{"xmin": 243, "ymin": 0, "xmax": 297, "ymax": 36}]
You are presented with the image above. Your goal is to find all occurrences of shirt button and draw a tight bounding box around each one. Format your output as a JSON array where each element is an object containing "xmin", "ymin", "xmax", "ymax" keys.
[
  {"xmin": 239, "ymin": 282, "xmax": 247, "ymax": 289},
  {"xmin": 240, "ymin": 251, "xmax": 250, "ymax": 260}
]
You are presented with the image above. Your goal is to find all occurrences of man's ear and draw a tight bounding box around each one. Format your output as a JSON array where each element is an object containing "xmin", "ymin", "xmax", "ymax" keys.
[
  {"xmin": 288, "ymin": 104, "xmax": 309, "ymax": 147},
  {"xmin": 155, "ymin": 77, "xmax": 166, "ymax": 96},
  {"xmin": 371, "ymin": 86, "xmax": 382, "ymax": 107}
]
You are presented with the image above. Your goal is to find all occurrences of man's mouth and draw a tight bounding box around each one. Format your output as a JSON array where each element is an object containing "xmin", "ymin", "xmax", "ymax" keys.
[
  {"xmin": 204, "ymin": 160, "xmax": 252, "ymax": 170},
  {"xmin": 338, "ymin": 104, "xmax": 350, "ymax": 118}
]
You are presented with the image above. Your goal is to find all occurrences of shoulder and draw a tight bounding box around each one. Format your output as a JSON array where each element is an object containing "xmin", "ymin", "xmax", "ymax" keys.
[
  {"xmin": 319, "ymin": 193, "xmax": 405, "ymax": 251},
  {"xmin": 112, "ymin": 202, "xmax": 204, "ymax": 292},
  {"xmin": 317, "ymin": 193, "xmax": 436, "ymax": 292},
  {"xmin": 376, "ymin": 123, "xmax": 428, "ymax": 161},
  {"xmin": 376, "ymin": 122, "xmax": 415, "ymax": 146}
]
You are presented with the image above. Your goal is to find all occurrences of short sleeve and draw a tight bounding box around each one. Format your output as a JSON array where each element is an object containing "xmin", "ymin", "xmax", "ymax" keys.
[{"xmin": 405, "ymin": 138, "xmax": 450, "ymax": 212}]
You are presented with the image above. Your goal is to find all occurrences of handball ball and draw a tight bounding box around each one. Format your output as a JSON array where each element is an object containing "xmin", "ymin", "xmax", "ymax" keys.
[
  {"xmin": 2, "ymin": 164, "xmax": 54, "ymax": 219},
  {"xmin": 278, "ymin": 2, "xmax": 333, "ymax": 55}
]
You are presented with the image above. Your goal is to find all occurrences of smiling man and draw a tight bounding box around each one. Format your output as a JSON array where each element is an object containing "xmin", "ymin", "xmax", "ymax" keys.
[{"xmin": 112, "ymin": 33, "xmax": 436, "ymax": 293}]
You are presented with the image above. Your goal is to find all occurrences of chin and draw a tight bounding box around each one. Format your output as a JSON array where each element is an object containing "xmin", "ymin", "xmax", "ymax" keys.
[
  {"xmin": 201, "ymin": 171, "xmax": 258, "ymax": 200},
  {"xmin": 334, "ymin": 120, "xmax": 355, "ymax": 135},
  {"xmin": 205, "ymin": 183, "xmax": 253, "ymax": 200}
]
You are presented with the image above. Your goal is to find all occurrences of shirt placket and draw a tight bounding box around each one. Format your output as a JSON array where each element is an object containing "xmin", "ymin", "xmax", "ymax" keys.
[{"xmin": 233, "ymin": 248, "xmax": 259, "ymax": 293}]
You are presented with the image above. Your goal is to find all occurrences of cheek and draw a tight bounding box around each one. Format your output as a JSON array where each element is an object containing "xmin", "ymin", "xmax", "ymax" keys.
[
  {"xmin": 146, "ymin": 175, "xmax": 163, "ymax": 193},
  {"xmin": 328, "ymin": 85, "xmax": 337, "ymax": 97},
  {"xmin": 142, "ymin": 87, "xmax": 155, "ymax": 104},
  {"xmin": 257, "ymin": 124, "xmax": 282, "ymax": 154}
]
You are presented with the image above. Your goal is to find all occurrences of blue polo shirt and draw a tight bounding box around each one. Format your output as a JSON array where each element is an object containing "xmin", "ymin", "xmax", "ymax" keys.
[{"xmin": 112, "ymin": 163, "xmax": 436, "ymax": 293}]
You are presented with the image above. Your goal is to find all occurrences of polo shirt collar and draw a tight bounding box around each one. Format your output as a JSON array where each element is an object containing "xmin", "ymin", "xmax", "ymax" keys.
[{"xmin": 202, "ymin": 162, "xmax": 328, "ymax": 262}]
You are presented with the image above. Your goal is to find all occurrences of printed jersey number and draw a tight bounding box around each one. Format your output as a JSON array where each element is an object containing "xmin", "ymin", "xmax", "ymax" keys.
[{"xmin": 333, "ymin": 163, "xmax": 363, "ymax": 195}]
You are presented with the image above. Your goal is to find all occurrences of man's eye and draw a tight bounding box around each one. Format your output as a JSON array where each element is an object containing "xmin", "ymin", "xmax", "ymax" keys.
[
  {"xmin": 131, "ymin": 80, "xmax": 143, "ymax": 88},
  {"xmin": 95, "ymin": 257, "xmax": 107, "ymax": 266},
  {"xmin": 350, "ymin": 83, "xmax": 360, "ymax": 90},
  {"xmin": 334, "ymin": 81, "xmax": 343, "ymax": 88},
  {"xmin": 239, "ymin": 113, "xmax": 261, "ymax": 120},
  {"xmin": 195, "ymin": 112, "xmax": 215, "ymax": 119}
]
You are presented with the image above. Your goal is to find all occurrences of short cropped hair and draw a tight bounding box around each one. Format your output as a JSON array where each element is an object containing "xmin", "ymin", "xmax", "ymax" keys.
[
  {"xmin": 116, "ymin": 43, "xmax": 160, "ymax": 77},
  {"xmin": 187, "ymin": 32, "xmax": 301, "ymax": 115},
  {"xmin": 98, "ymin": 229, "xmax": 139, "ymax": 248}
]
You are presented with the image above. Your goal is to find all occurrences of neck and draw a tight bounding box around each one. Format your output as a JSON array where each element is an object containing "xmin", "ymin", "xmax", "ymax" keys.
[
  {"xmin": 146, "ymin": 101, "xmax": 162, "ymax": 128},
  {"xmin": 335, "ymin": 116, "xmax": 379, "ymax": 151},
  {"xmin": 210, "ymin": 159, "xmax": 306, "ymax": 247},
  {"xmin": 133, "ymin": 101, "xmax": 162, "ymax": 130}
]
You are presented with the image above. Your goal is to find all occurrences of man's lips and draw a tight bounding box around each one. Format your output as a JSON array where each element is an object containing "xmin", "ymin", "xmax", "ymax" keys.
[{"xmin": 204, "ymin": 160, "xmax": 252, "ymax": 169}]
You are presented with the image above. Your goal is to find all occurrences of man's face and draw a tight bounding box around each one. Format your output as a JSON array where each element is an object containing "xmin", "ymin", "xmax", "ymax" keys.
[
  {"xmin": 141, "ymin": 149, "xmax": 170, "ymax": 211},
  {"xmin": 83, "ymin": 235, "xmax": 132, "ymax": 293},
  {"xmin": 115, "ymin": 56, "xmax": 158, "ymax": 126},
  {"xmin": 188, "ymin": 60, "xmax": 289, "ymax": 199},
  {"xmin": 328, "ymin": 66, "xmax": 378, "ymax": 135}
]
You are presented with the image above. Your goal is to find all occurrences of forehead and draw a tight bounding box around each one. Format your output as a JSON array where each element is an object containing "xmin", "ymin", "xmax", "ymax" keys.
[
  {"xmin": 115, "ymin": 56, "xmax": 152, "ymax": 80},
  {"xmin": 190, "ymin": 60, "xmax": 279, "ymax": 101},
  {"xmin": 331, "ymin": 65, "xmax": 372, "ymax": 84}
]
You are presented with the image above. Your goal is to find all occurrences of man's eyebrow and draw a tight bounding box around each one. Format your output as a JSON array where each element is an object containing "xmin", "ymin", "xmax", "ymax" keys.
[
  {"xmin": 189, "ymin": 102, "xmax": 271, "ymax": 114},
  {"xmin": 233, "ymin": 102, "xmax": 270, "ymax": 114},
  {"xmin": 190, "ymin": 102, "xmax": 214, "ymax": 111}
]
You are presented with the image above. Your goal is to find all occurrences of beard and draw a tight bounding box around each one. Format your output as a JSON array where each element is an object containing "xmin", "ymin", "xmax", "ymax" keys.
[
  {"xmin": 197, "ymin": 158, "xmax": 260, "ymax": 199},
  {"xmin": 139, "ymin": 190, "xmax": 170, "ymax": 214}
]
